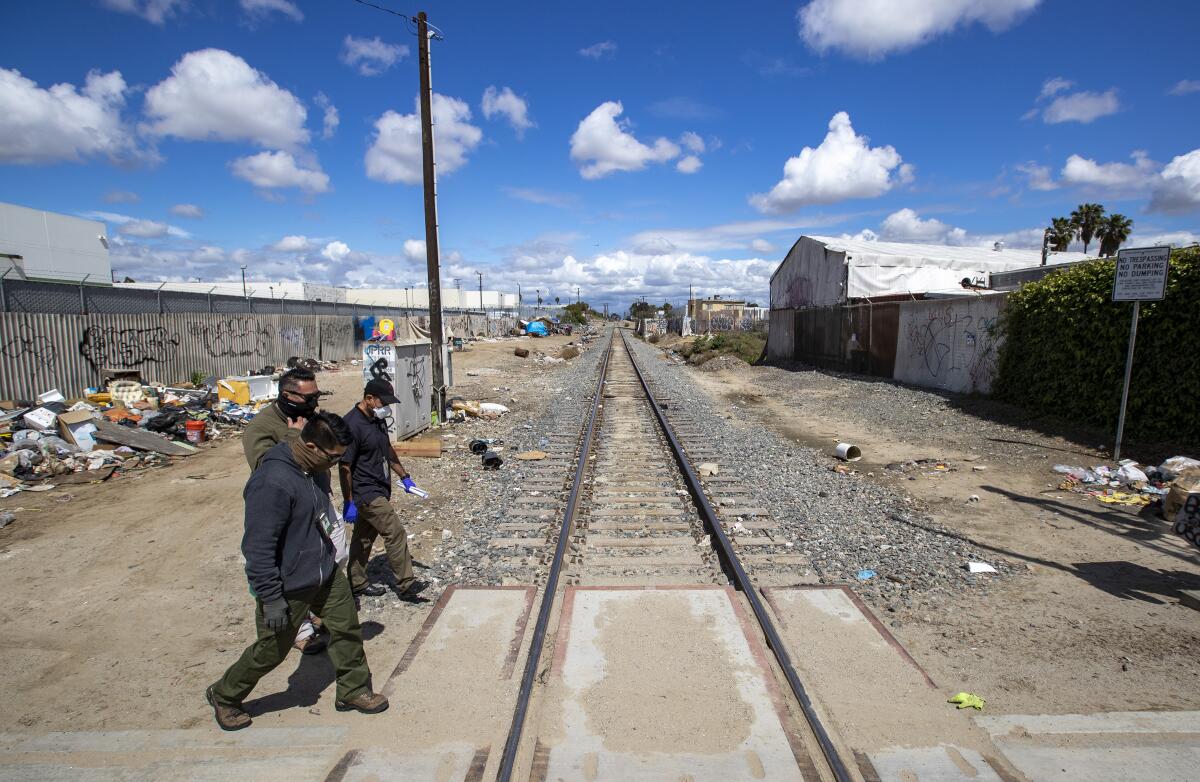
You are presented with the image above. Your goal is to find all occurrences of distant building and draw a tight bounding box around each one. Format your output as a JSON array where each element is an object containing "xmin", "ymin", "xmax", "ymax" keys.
[
  {"xmin": 115, "ymin": 280, "xmax": 520, "ymax": 310},
  {"xmin": 686, "ymin": 294, "xmax": 746, "ymax": 321},
  {"xmin": 0, "ymin": 202, "xmax": 112, "ymax": 284}
]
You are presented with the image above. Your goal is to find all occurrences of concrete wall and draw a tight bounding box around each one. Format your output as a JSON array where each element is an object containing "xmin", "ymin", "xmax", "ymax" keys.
[{"xmin": 893, "ymin": 295, "xmax": 1004, "ymax": 394}]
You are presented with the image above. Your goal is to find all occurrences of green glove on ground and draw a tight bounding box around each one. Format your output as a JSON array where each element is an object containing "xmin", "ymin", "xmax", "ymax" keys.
[{"xmin": 948, "ymin": 692, "xmax": 985, "ymax": 710}]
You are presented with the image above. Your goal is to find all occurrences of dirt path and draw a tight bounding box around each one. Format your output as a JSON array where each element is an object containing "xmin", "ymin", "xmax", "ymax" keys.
[
  {"xmin": 678, "ymin": 353, "xmax": 1200, "ymax": 715},
  {"xmin": 0, "ymin": 334, "xmax": 580, "ymax": 732}
]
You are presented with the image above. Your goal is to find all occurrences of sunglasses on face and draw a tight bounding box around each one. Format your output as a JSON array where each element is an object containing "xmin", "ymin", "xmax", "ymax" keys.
[{"xmin": 285, "ymin": 390, "xmax": 321, "ymax": 404}]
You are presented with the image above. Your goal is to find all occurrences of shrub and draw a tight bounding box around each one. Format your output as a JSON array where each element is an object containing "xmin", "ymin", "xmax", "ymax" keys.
[
  {"xmin": 647, "ymin": 333, "xmax": 661, "ymax": 344},
  {"xmin": 992, "ymin": 247, "xmax": 1199, "ymax": 443}
]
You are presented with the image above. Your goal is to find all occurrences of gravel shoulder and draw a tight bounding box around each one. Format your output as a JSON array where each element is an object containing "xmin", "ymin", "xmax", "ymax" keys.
[{"xmin": 637, "ymin": 335, "xmax": 1200, "ymax": 715}]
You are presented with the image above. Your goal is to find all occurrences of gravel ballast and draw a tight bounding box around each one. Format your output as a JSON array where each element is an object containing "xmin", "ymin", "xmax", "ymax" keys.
[{"xmin": 624, "ymin": 334, "xmax": 1016, "ymax": 611}]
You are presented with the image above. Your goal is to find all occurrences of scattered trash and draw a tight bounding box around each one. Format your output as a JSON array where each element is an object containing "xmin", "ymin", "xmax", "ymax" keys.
[
  {"xmin": 482, "ymin": 450, "xmax": 504, "ymax": 470},
  {"xmin": 1116, "ymin": 463, "xmax": 1148, "ymax": 484},
  {"xmin": 835, "ymin": 443, "xmax": 861, "ymax": 461},
  {"xmin": 469, "ymin": 438, "xmax": 501, "ymax": 455},
  {"xmin": 441, "ymin": 528, "xmax": 453, "ymax": 541},
  {"xmin": 0, "ymin": 511, "xmax": 14, "ymax": 528},
  {"xmin": 515, "ymin": 450, "xmax": 547, "ymax": 461},
  {"xmin": 856, "ymin": 569, "xmax": 876, "ymax": 580},
  {"xmin": 966, "ymin": 561, "xmax": 997, "ymax": 574},
  {"xmin": 479, "ymin": 402, "xmax": 509, "ymax": 417},
  {"xmin": 698, "ymin": 462, "xmax": 719, "ymax": 477},
  {"xmin": 948, "ymin": 692, "xmax": 985, "ymax": 711},
  {"xmin": 967, "ymin": 494, "xmax": 981, "ymax": 503}
]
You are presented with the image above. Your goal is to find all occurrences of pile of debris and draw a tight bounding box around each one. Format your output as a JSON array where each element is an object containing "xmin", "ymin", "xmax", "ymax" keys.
[{"xmin": 1052, "ymin": 456, "xmax": 1200, "ymax": 548}]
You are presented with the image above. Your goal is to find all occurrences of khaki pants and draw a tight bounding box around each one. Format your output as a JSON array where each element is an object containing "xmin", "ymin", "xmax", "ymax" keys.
[
  {"xmin": 347, "ymin": 496, "xmax": 414, "ymax": 592},
  {"xmin": 210, "ymin": 569, "xmax": 371, "ymax": 706}
]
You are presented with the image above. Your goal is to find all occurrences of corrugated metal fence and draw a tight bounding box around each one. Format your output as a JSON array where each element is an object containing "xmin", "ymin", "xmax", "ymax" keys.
[{"xmin": 0, "ymin": 312, "xmax": 359, "ymax": 401}]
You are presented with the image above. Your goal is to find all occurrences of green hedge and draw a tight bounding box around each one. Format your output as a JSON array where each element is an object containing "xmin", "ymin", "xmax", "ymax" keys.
[{"xmin": 993, "ymin": 247, "xmax": 1199, "ymax": 444}]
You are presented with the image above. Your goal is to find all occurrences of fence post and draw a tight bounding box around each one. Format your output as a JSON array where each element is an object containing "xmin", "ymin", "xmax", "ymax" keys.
[
  {"xmin": 78, "ymin": 274, "xmax": 90, "ymax": 314},
  {"xmin": 208, "ymin": 286, "xmax": 215, "ymax": 313},
  {"xmin": 0, "ymin": 268, "xmax": 8, "ymax": 312},
  {"xmin": 157, "ymin": 282, "xmax": 166, "ymax": 315}
]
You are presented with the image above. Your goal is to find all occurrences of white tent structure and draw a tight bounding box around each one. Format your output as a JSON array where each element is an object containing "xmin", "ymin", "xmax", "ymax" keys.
[{"xmin": 770, "ymin": 236, "xmax": 1094, "ymax": 308}]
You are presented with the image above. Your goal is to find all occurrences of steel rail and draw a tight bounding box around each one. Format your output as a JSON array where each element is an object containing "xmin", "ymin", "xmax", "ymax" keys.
[
  {"xmin": 496, "ymin": 329, "xmax": 615, "ymax": 782},
  {"xmin": 619, "ymin": 329, "xmax": 855, "ymax": 782}
]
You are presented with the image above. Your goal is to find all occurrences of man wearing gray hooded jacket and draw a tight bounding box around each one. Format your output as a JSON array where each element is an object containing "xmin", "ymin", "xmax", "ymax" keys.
[{"xmin": 206, "ymin": 412, "xmax": 387, "ymax": 731}]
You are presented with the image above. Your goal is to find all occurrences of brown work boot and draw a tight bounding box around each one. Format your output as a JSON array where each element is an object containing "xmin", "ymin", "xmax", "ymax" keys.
[
  {"xmin": 335, "ymin": 690, "xmax": 389, "ymax": 714},
  {"xmin": 206, "ymin": 685, "xmax": 252, "ymax": 731}
]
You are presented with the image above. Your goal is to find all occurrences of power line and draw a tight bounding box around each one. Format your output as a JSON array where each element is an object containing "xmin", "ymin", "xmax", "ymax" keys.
[{"xmin": 347, "ymin": 0, "xmax": 443, "ymax": 38}]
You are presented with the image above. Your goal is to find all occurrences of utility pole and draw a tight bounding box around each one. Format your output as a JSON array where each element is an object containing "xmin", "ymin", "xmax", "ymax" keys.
[
  {"xmin": 576, "ymin": 285, "xmax": 580, "ymax": 304},
  {"xmin": 417, "ymin": 10, "xmax": 447, "ymax": 420},
  {"xmin": 476, "ymin": 270, "xmax": 484, "ymax": 311},
  {"xmin": 453, "ymin": 277, "xmax": 461, "ymax": 310},
  {"xmin": 240, "ymin": 265, "xmax": 248, "ymax": 299}
]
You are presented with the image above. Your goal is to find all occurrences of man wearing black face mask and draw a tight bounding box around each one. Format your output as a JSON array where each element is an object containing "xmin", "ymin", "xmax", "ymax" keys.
[
  {"xmin": 207, "ymin": 412, "xmax": 387, "ymax": 730},
  {"xmin": 243, "ymin": 367, "xmax": 323, "ymax": 472},
  {"xmin": 339, "ymin": 378, "xmax": 429, "ymax": 601},
  {"xmin": 242, "ymin": 367, "xmax": 332, "ymax": 656}
]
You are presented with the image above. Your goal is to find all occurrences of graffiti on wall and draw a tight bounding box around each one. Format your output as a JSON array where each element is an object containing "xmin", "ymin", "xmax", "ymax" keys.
[
  {"xmin": 189, "ymin": 317, "xmax": 273, "ymax": 358},
  {"xmin": 321, "ymin": 320, "xmax": 353, "ymax": 346},
  {"xmin": 902, "ymin": 304, "xmax": 999, "ymax": 392},
  {"xmin": 79, "ymin": 325, "xmax": 180, "ymax": 371},
  {"xmin": 1, "ymin": 323, "xmax": 57, "ymax": 368}
]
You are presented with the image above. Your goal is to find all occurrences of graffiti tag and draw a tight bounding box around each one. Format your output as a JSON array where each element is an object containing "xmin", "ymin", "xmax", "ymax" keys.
[{"xmin": 79, "ymin": 325, "xmax": 179, "ymax": 371}]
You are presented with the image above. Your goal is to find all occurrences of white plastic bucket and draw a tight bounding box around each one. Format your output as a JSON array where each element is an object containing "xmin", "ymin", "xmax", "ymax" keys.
[{"xmin": 835, "ymin": 443, "xmax": 861, "ymax": 461}]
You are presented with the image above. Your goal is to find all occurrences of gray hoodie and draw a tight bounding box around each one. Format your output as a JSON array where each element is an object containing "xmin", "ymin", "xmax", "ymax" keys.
[{"xmin": 241, "ymin": 441, "xmax": 336, "ymax": 603}]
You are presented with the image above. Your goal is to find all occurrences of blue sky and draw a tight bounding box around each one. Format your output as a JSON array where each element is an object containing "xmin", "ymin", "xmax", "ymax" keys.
[{"xmin": 2, "ymin": 0, "xmax": 1198, "ymax": 307}]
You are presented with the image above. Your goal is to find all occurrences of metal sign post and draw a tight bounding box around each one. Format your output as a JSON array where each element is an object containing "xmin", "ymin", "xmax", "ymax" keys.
[{"xmin": 1111, "ymin": 246, "xmax": 1170, "ymax": 461}]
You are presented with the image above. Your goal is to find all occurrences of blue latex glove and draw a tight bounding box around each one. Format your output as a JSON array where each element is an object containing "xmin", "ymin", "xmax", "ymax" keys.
[
  {"xmin": 342, "ymin": 500, "xmax": 358, "ymax": 523},
  {"xmin": 399, "ymin": 476, "xmax": 429, "ymax": 499}
]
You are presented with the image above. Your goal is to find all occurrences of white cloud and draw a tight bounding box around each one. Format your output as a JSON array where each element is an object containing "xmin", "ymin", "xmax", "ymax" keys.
[
  {"xmin": 503, "ymin": 187, "xmax": 578, "ymax": 209},
  {"xmin": 239, "ymin": 0, "xmax": 302, "ymax": 22},
  {"xmin": 679, "ymin": 131, "xmax": 705, "ymax": 154},
  {"xmin": 627, "ymin": 216, "xmax": 848, "ymax": 254},
  {"xmin": 798, "ymin": 0, "xmax": 1041, "ymax": 59},
  {"xmin": 104, "ymin": 189, "xmax": 140, "ymax": 204},
  {"xmin": 403, "ymin": 239, "xmax": 426, "ymax": 262},
  {"xmin": 879, "ymin": 208, "xmax": 968, "ymax": 244},
  {"xmin": 142, "ymin": 49, "xmax": 309, "ymax": 150},
  {"xmin": 569, "ymin": 101, "xmax": 681, "ymax": 179},
  {"xmin": 100, "ymin": 0, "xmax": 186, "ymax": 25},
  {"xmin": 81, "ymin": 210, "xmax": 190, "ymax": 239},
  {"xmin": 1060, "ymin": 150, "xmax": 1158, "ymax": 189},
  {"xmin": 1128, "ymin": 230, "xmax": 1199, "ymax": 248},
  {"xmin": 579, "ymin": 41, "xmax": 617, "ymax": 59},
  {"xmin": 341, "ymin": 35, "xmax": 409, "ymax": 76},
  {"xmin": 1015, "ymin": 161, "xmax": 1058, "ymax": 191},
  {"xmin": 676, "ymin": 155, "xmax": 703, "ymax": 174},
  {"xmin": 1039, "ymin": 76, "xmax": 1073, "ymax": 98},
  {"xmin": 1150, "ymin": 149, "xmax": 1200, "ymax": 214},
  {"xmin": 321, "ymin": 241, "xmax": 351, "ymax": 263},
  {"xmin": 1168, "ymin": 80, "xmax": 1200, "ymax": 96},
  {"xmin": 750, "ymin": 112, "xmax": 909, "ymax": 214},
  {"xmin": 1042, "ymin": 88, "xmax": 1120, "ymax": 124},
  {"xmin": 271, "ymin": 235, "xmax": 314, "ymax": 252},
  {"xmin": 0, "ymin": 67, "xmax": 142, "ymax": 165},
  {"xmin": 230, "ymin": 150, "xmax": 330, "ymax": 192},
  {"xmin": 314, "ymin": 92, "xmax": 339, "ymax": 140},
  {"xmin": 170, "ymin": 203, "xmax": 204, "ymax": 218},
  {"xmin": 481, "ymin": 86, "xmax": 534, "ymax": 137},
  {"xmin": 365, "ymin": 94, "xmax": 482, "ymax": 185},
  {"xmin": 119, "ymin": 220, "xmax": 171, "ymax": 238},
  {"xmin": 751, "ymin": 239, "xmax": 775, "ymax": 253}
]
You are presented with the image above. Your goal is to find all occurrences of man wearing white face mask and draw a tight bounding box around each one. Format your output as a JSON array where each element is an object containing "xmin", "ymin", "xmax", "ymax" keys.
[{"xmin": 339, "ymin": 379, "xmax": 430, "ymax": 602}]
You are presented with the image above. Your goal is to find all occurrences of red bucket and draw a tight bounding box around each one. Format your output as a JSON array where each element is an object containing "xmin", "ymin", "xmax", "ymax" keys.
[{"xmin": 185, "ymin": 419, "xmax": 207, "ymax": 443}]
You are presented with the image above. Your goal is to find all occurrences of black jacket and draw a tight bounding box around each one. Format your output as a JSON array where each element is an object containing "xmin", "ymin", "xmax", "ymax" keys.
[{"xmin": 242, "ymin": 441, "xmax": 335, "ymax": 603}]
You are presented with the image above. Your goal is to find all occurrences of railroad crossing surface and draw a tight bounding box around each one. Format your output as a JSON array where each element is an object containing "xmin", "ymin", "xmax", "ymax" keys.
[{"xmin": 3, "ymin": 330, "xmax": 1195, "ymax": 781}]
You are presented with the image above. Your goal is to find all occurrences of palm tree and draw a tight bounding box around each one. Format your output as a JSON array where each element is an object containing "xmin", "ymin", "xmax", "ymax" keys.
[
  {"xmin": 1097, "ymin": 213, "xmax": 1133, "ymax": 257},
  {"xmin": 1048, "ymin": 217, "xmax": 1075, "ymax": 252},
  {"xmin": 1070, "ymin": 203, "xmax": 1106, "ymax": 254}
]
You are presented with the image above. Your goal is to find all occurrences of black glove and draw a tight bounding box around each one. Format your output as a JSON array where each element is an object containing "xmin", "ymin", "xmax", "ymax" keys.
[{"xmin": 262, "ymin": 598, "xmax": 290, "ymax": 633}]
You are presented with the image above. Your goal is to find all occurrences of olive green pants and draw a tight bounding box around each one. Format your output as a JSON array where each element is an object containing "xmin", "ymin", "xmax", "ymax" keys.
[
  {"xmin": 347, "ymin": 496, "xmax": 414, "ymax": 592},
  {"xmin": 210, "ymin": 569, "xmax": 371, "ymax": 706}
]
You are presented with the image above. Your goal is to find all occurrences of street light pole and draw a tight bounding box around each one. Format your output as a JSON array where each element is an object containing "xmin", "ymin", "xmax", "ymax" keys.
[
  {"xmin": 476, "ymin": 270, "xmax": 484, "ymax": 311},
  {"xmin": 417, "ymin": 10, "xmax": 447, "ymax": 420}
]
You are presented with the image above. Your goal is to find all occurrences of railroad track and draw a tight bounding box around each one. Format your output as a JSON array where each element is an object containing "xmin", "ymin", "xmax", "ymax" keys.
[{"xmin": 487, "ymin": 327, "xmax": 851, "ymax": 781}]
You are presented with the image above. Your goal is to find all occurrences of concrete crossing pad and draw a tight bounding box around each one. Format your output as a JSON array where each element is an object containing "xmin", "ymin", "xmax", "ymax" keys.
[{"xmin": 531, "ymin": 586, "xmax": 812, "ymax": 781}]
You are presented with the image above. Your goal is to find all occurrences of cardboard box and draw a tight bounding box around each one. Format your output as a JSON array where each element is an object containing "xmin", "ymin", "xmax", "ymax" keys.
[
  {"xmin": 1164, "ymin": 467, "xmax": 1200, "ymax": 521},
  {"xmin": 58, "ymin": 410, "xmax": 99, "ymax": 451}
]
